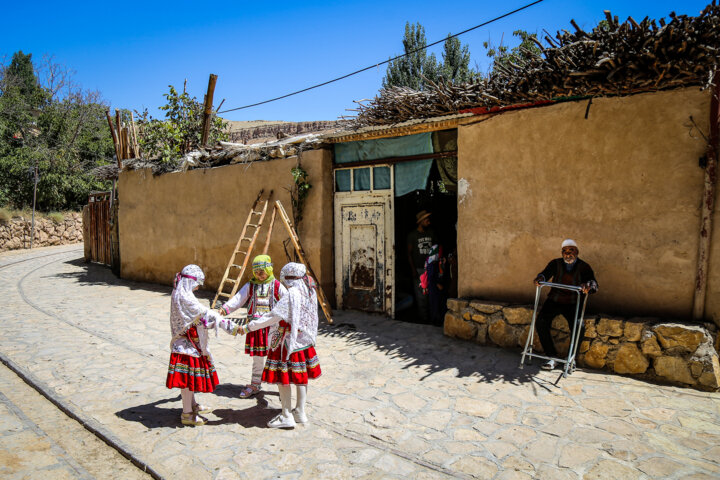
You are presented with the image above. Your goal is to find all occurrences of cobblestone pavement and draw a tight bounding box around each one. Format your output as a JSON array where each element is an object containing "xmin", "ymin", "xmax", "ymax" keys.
[{"xmin": 1, "ymin": 245, "xmax": 720, "ymax": 479}]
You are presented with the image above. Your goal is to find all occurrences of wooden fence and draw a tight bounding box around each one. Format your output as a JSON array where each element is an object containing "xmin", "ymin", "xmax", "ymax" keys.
[{"xmin": 86, "ymin": 192, "xmax": 112, "ymax": 265}]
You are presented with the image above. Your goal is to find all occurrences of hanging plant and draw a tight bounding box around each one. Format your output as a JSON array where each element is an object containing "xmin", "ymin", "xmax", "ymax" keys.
[{"xmin": 290, "ymin": 163, "xmax": 312, "ymax": 228}]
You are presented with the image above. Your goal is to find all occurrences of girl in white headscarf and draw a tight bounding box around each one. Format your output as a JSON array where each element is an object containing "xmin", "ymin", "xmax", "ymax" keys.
[
  {"xmin": 237, "ymin": 262, "xmax": 321, "ymax": 429},
  {"xmin": 166, "ymin": 264, "xmax": 240, "ymax": 426}
]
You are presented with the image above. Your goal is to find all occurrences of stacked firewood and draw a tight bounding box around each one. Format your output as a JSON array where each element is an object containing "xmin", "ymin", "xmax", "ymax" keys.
[{"xmin": 355, "ymin": 2, "xmax": 720, "ymax": 126}]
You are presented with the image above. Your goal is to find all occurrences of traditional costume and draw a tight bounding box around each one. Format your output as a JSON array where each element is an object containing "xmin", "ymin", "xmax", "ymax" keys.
[
  {"xmin": 166, "ymin": 264, "xmax": 238, "ymax": 426},
  {"xmin": 238, "ymin": 262, "xmax": 321, "ymax": 428},
  {"xmin": 220, "ymin": 255, "xmax": 287, "ymax": 398}
]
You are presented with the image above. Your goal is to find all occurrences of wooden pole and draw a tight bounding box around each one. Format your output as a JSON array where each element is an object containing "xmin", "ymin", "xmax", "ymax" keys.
[
  {"xmin": 129, "ymin": 112, "xmax": 141, "ymax": 159},
  {"xmin": 115, "ymin": 110, "xmax": 124, "ymax": 160},
  {"xmin": 262, "ymin": 204, "xmax": 278, "ymax": 254},
  {"xmin": 105, "ymin": 111, "xmax": 122, "ymax": 169},
  {"xmin": 275, "ymin": 200, "xmax": 333, "ymax": 324},
  {"xmin": 201, "ymin": 74, "xmax": 218, "ymax": 147}
]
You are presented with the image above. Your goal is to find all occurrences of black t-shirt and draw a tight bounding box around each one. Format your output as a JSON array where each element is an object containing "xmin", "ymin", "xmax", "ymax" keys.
[{"xmin": 407, "ymin": 228, "xmax": 437, "ymax": 270}]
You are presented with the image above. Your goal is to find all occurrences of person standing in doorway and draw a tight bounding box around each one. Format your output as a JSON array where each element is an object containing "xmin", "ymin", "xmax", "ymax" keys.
[{"xmin": 407, "ymin": 210, "xmax": 437, "ymax": 323}]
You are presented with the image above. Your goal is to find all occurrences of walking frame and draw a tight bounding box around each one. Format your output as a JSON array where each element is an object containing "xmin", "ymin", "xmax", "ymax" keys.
[{"xmin": 519, "ymin": 282, "xmax": 589, "ymax": 379}]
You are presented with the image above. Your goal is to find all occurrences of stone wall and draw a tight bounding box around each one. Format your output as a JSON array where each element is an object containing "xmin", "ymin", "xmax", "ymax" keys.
[
  {"xmin": 0, "ymin": 213, "xmax": 83, "ymax": 252},
  {"xmin": 445, "ymin": 298, "xmax": 720, "ymax": 391}
]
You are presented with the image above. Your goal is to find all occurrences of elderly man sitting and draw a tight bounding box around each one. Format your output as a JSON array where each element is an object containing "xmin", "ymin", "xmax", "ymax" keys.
[{"xmin": 533, "ymin": 239, "xmax": 598, "ymax": 370}]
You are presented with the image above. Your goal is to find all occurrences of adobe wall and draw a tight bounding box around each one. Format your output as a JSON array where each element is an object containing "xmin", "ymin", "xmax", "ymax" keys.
[
  {"xmin": 457, "ymin": 88, "xmax": 718, "ymax": 324},
  {"xmin": 117, "ymin": 149, "xmax": 334, "ymax": 301}
]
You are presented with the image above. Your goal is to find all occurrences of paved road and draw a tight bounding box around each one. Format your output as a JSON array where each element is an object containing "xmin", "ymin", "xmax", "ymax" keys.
[{"xmin": 1, "ymin": 244, "xmax": 720, "ymax": 479}]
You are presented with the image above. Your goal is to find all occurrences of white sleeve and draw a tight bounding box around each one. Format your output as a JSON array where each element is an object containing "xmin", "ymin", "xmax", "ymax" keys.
[
  {"xmin": 223, "ymin": 283, "xmax": 251, "ymax": 313},
  {"xmin": 247, "ymin": 311, "xmax": 282, "ymax": 331}
]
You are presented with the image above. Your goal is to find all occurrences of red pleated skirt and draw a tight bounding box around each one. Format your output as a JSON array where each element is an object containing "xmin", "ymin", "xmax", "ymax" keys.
[
  {"xmin": 166, "ymin": 327, "xmax": 219, "ymax": 392},
  {"xmin": 245, "ymin": 327, "xmax": 269, "ymax": 356},
  {"xmin": 262, "ymin": 345, "xmax": 321, "ymax": 385}
]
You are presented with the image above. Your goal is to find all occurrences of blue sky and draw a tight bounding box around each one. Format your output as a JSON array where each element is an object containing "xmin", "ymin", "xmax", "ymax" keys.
[{"xmin": 1, "ymin": 1, "xmax": 713, "ymax": 122}]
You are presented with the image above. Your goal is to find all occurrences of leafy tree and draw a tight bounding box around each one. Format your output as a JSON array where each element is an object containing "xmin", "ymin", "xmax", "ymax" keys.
[
  {"xmin": 383, "ymin": 22, "xmax": 440, "ymax": 91},
  {"xmin": 484, "ymin": 30, "xmax": 542, "ymax": 76},
  {"xmin": 135, "ymin": 85, "xmax": 228, "ymax": 165},
  {"xmin": 0, "ymin": 52, "xmax": 113, "ymax": 211},
  {"xmin": 440, "ymin": 35, "xmax": 480, "ymax": 84}
]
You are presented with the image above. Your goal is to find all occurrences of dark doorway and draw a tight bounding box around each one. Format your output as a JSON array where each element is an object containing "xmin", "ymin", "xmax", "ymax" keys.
[{"xmin": 394, "ymin": 156, "xmax": 458, "ymax": 324}]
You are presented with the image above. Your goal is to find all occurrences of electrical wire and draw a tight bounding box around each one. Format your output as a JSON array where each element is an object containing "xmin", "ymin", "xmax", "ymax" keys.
[{"xmin": 218, "ymin": 0, "xmax": 545, "ymax": 114}]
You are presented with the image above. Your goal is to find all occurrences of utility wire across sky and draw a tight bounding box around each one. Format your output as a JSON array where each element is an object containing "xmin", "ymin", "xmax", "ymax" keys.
[{"xmin": 217, "ymin": 0, "xmax": 545, "ymax": 114}]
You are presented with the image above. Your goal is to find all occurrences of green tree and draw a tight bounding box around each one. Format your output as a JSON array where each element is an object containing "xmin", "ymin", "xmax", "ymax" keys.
[
  {"xmin": 382, "ymin": 22, "xmax": 440, "ymax": 91},
  {"xmin": 439, "ymin": 35, "xmax": 478, "ymax": 84},
  {"xmin": 0, "ymin": 52, "xmax": 113, "ymax": 210},
  {"xmin": 484, "ymin": 30, "xmax": 542, "ymax": 76},
  {"xmin": 135, "ymin": 85, "xmax": 228, "ymax": 165}
]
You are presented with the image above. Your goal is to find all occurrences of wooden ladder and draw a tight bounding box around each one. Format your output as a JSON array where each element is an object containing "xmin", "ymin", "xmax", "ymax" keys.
[
  {"xmin": 275, "ymin": 200, "xmax": 333, "ymax": 324},
  {"xmin": 212, "ymin": 190, "xmax": 273, "ymax": 309}
]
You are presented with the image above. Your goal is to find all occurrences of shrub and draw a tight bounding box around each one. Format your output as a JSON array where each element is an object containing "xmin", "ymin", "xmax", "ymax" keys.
[
  {"xmin": 0, "ymin": 208, "xmax": 10, "ymax": 225},
  {"xmin": 47, "ymin": 212, "xmax": 64, "ymax": 224}
]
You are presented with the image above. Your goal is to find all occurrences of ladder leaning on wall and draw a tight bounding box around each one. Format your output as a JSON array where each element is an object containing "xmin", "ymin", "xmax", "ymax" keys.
[
  {"xmin": 212, "ymin": 192, "xmax": 333, "ymax": 324},
  {"xmin": 211, "ymin": 189, "xmax": 274, "ymax": 309}
]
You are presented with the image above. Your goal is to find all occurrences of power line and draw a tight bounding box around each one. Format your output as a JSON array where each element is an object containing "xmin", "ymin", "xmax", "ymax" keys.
[{"xmin": 218, "ymin": 0, "xmax": 545, "ymax": 114}]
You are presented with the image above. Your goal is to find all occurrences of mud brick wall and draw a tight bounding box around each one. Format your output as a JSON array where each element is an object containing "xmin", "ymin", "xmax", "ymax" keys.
[
  {"xmin": 0, "ymin": 213, "xmax": 83, "ymax": 252},
  {"xmin": 445, "ymin": 298, "xmax": 720, "ymax": 391}
]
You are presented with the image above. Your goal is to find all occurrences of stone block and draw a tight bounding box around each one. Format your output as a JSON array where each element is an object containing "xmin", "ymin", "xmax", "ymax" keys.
[
  {"xmin": 579, "ymin": 340, "xmax": 590, "ymax": 354},
  {"xmin": 469, "ymin": 300, "xmax": 504, "ymax": 314},
  {"xmin": 462, "ymin": 307, "xmax": 476, "ymax": 321},
  {"xmin": 519, "ymin": 326, "xmax": 543, "ymax": 352},
  {"xmin": 447, "ymin": 298, "xmax": 469, "ymax": 312},
  {"xmin": 476, "ymin": 324, "xmax": 488, "ymax": 345},
  {"xmin": 551, "ymin": 315, "xmax": 571, "ymax": 333},
  {"xmin": 641, "ymin": 334, "xmax": 662, "ymax": 357},
  {"xmin": 470, "ymin": 312, "xmax": 489, "ymax": 324},
  {"xmin": 597, "ymin": 317, "xmax": 624, "ymax": 337},
  {"xmin": 584, "ymin": 318, "xmax": 598, "ymax": 338},
  {"xmin": 654, "ymin": 324, "xmax": 705, "ymax": 354},
  {"xmin": 653, "ymin": 356, "xmax": 696, "ymax": 385},
  {"xmin": 488, "ymin": 319, "xmax": 519, "ymax": 348},
  {"xmin": 582, "ymin": 341, "xmax": 609, "ymax": 369},
  {"xmin": 444, "ymin": 311, "xmax": 476, "ymax": 341},
  {"xmin": 623, "ymin": 321, "xmax": 645, "ymax": 342},
  {"xmin": 690, "ymin": 361, "xmax": 704, "ymax": 378},
  {"xmin": 613, "ymin": 343, "xmax": 649, "ymax": 374},
  {"xmin": 503, "ymin": 306, "xmax": 533, "ymax": 325},
  {"xmin": 698, "ymin": 353, "xmax": 720, "ymax": 389}
]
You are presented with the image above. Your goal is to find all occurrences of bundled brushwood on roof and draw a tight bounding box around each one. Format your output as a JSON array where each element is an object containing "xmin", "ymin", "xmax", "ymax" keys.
[{"xmin": 356, "ymin": 2, "xmax": 720, "ymax": 126}]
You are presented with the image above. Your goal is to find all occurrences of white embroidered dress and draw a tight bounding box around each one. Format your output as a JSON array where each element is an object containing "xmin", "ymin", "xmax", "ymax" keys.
[{"xmin": 169, "ymin": 265, "xmax": 222, "ymax": 358}]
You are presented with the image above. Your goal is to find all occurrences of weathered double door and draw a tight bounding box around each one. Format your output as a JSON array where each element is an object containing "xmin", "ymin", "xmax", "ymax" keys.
[{"xmin": 334, "ymin": 165, "xmax": 394, "ymax": 316}]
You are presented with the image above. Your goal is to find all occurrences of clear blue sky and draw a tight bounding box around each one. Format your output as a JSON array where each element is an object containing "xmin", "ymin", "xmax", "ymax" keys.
[{"xmin": 1, "ymin": 1, "xmax": 713, "ymax": 122}]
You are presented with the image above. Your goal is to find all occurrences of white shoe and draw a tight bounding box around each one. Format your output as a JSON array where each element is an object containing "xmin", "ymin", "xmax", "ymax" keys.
[
  {"xmin": 541, "ymin": 359, "xmax": 556, "ymax": 370},
  {"xmin": 292, "ymin": 408, "xmax": 308, "ymax": 424},
  {"xmin": 267, "ymin": 413, "xmax": 296, "ymax": 429}
]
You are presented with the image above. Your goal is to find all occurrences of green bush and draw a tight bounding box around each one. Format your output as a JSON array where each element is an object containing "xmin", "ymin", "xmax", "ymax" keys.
[{"xmin": 47, "ymin": 212, "xmax": 64, "ymax": 224}]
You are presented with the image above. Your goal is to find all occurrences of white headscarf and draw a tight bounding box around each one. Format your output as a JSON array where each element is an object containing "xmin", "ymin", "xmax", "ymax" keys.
[
  {"xmin": 270, "ymin": 263, "xmax": 318, "ymax": 359},
  {"xmin": 170, "ymin": 264, "xmax": 219, "ymax": 357}
]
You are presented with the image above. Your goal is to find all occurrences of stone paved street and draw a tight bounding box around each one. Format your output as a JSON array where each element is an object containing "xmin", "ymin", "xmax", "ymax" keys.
[{"xmin": 1, "ymin": 245, "xmax": 720, "ymax": 479}]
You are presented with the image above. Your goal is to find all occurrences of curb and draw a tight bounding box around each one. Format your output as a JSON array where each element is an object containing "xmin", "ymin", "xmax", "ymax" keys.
[{"xmin": 0, "ymin": 352, "xmax": 165, "ymax": 480}]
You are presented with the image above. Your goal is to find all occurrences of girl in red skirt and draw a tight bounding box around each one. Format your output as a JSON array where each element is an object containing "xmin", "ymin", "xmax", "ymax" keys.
[
  {"xmin": 237, "ymin": 262, "xmax": 321, "ymax": 428},
  {"xmin": 218, "ymin": 255, "xmax": 287, "ymax": 398},
  {"xmin": 167, "ymin": 264, "xmax": 239, "ymax": 426}
]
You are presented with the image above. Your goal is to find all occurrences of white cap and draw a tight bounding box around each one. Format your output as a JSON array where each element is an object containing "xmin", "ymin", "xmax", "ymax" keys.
[{"xmin": 561, "ymin": 239, "xmax": 578, "ymax": 248}]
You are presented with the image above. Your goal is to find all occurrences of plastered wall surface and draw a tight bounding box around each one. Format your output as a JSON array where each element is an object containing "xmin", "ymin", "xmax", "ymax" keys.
[
  {"xmin": 118, "ymin": 149, "xmax": 334, "ymax": 301},
  {"xmin": 457, "ymin": 88, "xmax": 714, "ymax": 321}
]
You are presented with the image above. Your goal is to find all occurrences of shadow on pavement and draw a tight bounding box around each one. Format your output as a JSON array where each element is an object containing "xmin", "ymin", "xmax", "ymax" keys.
[
  {"xmin": 322, "ymin": 312, "xmax": 539, "ymax": 386},
  {"xmin": 53, "ymin": 258, "xmax": 172, "ymax": 294},
  {"xmin": 115, "ymin": 395, "xmax": 184, "ymax": 429}
]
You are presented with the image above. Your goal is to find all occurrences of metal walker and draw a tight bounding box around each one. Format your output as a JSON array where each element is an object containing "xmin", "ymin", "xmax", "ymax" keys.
[{"xmin": 519, "ymin": 282, "xmax": 589, "ymax": 378}]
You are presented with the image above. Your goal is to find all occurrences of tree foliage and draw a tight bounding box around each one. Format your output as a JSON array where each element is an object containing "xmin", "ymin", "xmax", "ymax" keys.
[
  {"xmin": 135, "ymin": 85, "xmax": 227, "ymax": 165},
  {"xmin": 383, "ymin": 23, "xmax": 480, "ymax": 90},
  {"xmin": 0, "ymin": 51, "xmax": 113, "ymax": 211},
  {"xmin": 484, "ymin": 30, "xmax": 543, "ymax": 76}
]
